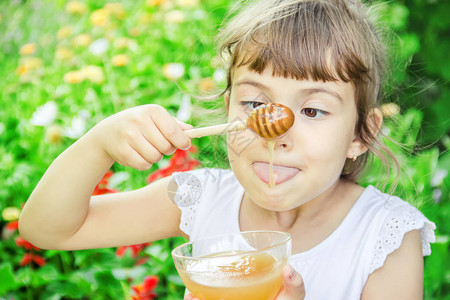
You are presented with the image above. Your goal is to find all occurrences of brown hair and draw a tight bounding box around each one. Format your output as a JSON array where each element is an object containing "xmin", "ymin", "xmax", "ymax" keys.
[{"xmin": 215, "ymin": 0, "xmax": 399, "ymax": 182}]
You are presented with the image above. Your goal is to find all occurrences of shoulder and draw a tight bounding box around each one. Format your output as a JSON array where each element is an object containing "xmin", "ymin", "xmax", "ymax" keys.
[
  {"xmin": 170, "ymin": 168, "xmax": 242, "ymax": 238},
  {"xmin": 362, "ymin": 229, "xmax": 424, "ymax": 300},
  {"xmin": 359, "ymin": 186, "xmax": 436, "ymax": 274}
]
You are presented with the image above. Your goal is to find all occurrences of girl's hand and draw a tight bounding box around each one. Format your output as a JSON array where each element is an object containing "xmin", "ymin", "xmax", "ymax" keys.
[
  {"xmin": 89, "ymin": 104, "xmax": 192, "ymax": 170},
  {"xmin": 276, "ymin": 265, "xmax": 305, "ymax": 299},
  {"xmin": 184, "ymin": 265, "xmax": 305, "ymax": 300}
]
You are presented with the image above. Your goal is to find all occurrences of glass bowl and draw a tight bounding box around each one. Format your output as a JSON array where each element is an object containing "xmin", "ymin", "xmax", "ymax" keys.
[{"xmin": 172, "ymin": 230, "xmax": 292, "ymax": 300}]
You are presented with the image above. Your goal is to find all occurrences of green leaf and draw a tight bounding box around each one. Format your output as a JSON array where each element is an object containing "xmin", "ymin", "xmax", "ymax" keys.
[{"xmin": 0, "ymin": 263, "xmax": 17, "ymax": 294}]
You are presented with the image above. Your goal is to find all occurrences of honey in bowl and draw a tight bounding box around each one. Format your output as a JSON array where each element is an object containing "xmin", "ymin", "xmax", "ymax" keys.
[
  {"xmin": 172, "ymin": 231, "xmax": 292, "ymax": 300},
  {"xmin": 179, "ymin": 252, "xmax": 283, "ymax": 300}
]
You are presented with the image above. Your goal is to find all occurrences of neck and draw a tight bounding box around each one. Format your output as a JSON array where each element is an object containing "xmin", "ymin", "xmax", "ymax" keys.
[{"xmin": 241, "ymin": 179, "xmax": 359, "ymax": 231}]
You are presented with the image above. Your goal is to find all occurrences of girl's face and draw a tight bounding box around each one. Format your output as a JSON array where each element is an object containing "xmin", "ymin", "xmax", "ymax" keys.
[{"xmin": 227, "ymin": 65, "xmax": 364, "ymax": 211}]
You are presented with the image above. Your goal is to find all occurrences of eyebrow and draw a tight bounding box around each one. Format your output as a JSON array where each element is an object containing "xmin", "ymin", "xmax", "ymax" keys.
[
  {"xmin": 301, "ymin": 88, "xmax": 344, "ymax": 103},
  {"xmin": 234, "ymin": 79, "xmax": 270, "ymax": 91},
  {"xmin": 234, "ymin": 79, "xmax": 344, "ymax": 103}
]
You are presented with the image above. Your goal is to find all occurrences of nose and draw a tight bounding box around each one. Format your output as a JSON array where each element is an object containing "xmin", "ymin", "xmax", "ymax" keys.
[{"xmin": 262, "ymin": 130, "xmax": 292, "ymax": 150}]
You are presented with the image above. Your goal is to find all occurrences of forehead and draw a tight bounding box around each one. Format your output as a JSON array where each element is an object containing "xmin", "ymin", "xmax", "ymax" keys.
[{"xmin": 232, "ymin": 64, "xmax": 355, "ymax": 102}]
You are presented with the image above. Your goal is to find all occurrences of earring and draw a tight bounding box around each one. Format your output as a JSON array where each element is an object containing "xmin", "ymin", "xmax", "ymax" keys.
[{"xmin": 352, "ymin": 154, "xmax": 358, "ymax": 161}]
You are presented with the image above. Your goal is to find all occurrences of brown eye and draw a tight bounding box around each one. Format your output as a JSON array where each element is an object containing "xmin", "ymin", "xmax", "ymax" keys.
[
  {"xmin": 301, "ymin": 108, "xmax": 328, "ymax": 119},
  {"xmin": 304, "ymin": 108, "xmax": 317, "ymax": 118}
]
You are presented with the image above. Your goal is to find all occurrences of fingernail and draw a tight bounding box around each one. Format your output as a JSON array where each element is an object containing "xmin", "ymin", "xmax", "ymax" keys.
[{"xmin": 288, "ymin": 265, "xmax": 296, "ymax": 281}]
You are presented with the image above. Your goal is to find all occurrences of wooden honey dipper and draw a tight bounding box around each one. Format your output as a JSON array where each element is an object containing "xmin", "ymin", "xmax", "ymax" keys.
[{"xmin": 185, "ymin": 103, "xmax": 295, "ymax": 139}]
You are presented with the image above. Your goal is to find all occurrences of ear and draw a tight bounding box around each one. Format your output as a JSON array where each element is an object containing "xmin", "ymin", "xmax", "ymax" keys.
[{"xmin": 346, "ymin": 108, "xmax": 383, "ymax": 159}]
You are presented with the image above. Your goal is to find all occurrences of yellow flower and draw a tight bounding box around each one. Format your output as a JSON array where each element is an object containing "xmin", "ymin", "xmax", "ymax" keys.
[
  {"xmin": 23, "ymin": 57, "xmax": 43, "ymax": 69},
  {"xmin": 82, "ymin": 65, "xmax": 105, "ymax": 84},
  {"xmin": 19, "ymin": 43, "xmax": 37, "ymax": 56},
  {"xmin": 16, "ymin": 65, "xmax": 29, "ymax": 76},
  {"xmin": 45, "ymin": 125, "xmax": 64, "ymax": 144},
  {"xmin": 381, "ymin": 103, "xmax": 400, "ymax": 118},
  {"xmin": 112, "ymin": 54, "xmax": 129, "ymax": 67},
  {"xmin": 73, "ymin": 33, "xmax": 92, "ymax": 47},
  {"xmin": 146, "ymin": 0, "xmax": 167, "ymax": 6},
  {"xmin": 198, "ymin": 78, "xmax": 216, "ymax": 94},
  {"xmin": 16, "ymin": 57, "xmax": 43, "ymax": 76},
  {"xmin": 64, "ymin": 70, "xmax": 85, "ymax": 84},
  {"xmin": 104, "ymin": 3, "xmax": 126, "ymax": 20},
  {"xmin": 65, "ymin": 1, "xmax": 88, "ymax": 15},
  {"xmin": 113, "ymin": 37, "xmax": 130, "ymax": 49},
  {"xmin": 90, "ymin": 8, "xmax": 109, "ymax": 26},
  {"xmin": 113, "ymin": 37, "xmax": 138, "ymax": 51},
  {"xmin": 162, "ymin": 63, "xmax": 185, "ymax": 81},
  {"xmin": 128, "ymin": 27, "xmax": 141, "ymax": 37},
  {"xmin": 138, "ymin": 12, "xmax": 153, "ymax": 25},
  {"xmin": 55, "ymin": 47, "xmax": 74, "ymax": 61},
  {"xmin": 165, "ymin": 10, "xmax": 185, "ymax": 24},
  {"xmin": 176, "ymin": 0, "xmax": 200, "ymax": 8},
  {"xmin": 2, "ymin": 207, "xmax": 21, "ymax": 221},
  {"xmin": 57, "ymin": 26, "xmax": 73, "ymax": 40}
]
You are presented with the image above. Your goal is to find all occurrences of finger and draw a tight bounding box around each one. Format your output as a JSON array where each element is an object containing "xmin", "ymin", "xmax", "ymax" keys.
[
  {"xmin": 184, "ymin": 293, "xmax": 199, "ymax": 300},
  {"xmin": 141, "ymin": 122, "xmax": 177, "ymax": 156},
  {"xmin": 151, "ymin": 108, "xmax": 191, "ymax": 150},
  {"xmin": 175, "ymin": 118, "xmax": 194, "ymax": 131},
  {"xmin": 276, "ymin": 265, "xmax": 305, "ymax": 300},
  {"xmin": 114, "ymin": 145, "xmax": 154, "ymax": 171}
]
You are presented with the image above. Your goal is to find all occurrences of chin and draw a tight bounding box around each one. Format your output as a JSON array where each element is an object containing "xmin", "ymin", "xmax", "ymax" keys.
[{"xmin": 250, "ymin": 184, "xmax": 298, "ymax": 210}]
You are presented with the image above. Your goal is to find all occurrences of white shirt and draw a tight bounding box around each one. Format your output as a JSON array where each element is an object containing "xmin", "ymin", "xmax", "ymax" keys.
[{"xmin": 172, "ymin": 168, "xmax": 436, "ymax": 300}]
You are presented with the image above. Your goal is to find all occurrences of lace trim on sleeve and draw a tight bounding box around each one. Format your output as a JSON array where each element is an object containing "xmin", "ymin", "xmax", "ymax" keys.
[
  {"xmin": 172, "ymin": 171, "xmax": 204, "ymax": 237},
  {"xmin": 370, "ymin": 204, "xmax": 436, "ymax": 274}
]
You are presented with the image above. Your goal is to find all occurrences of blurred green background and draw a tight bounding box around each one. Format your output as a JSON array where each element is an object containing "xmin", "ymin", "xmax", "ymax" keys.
[{"xmin": 0, "ymin": 0, "xmax": 448, "ymax": 299}]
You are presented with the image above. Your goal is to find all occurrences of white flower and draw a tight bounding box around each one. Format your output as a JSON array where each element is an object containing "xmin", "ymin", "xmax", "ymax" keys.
[
  {"xmin": 213, "ymin": 68, "xmax": 226, "ymax": 82},
  {"xmin": 431, "ymin": 169, "xmax": 448, "ymax": 187},
  {"xmin": 165, "ymin": 10, "xmax": 185, "ymax": 24},
  {"xmin": 380, "ymin": 103, "xmax": 400, "ymax": 118},
  {"xmin": 162, "ymin": 63, "xmax": 185, "ymax": 81},
  {"xmin": 64, "ymin": 110, "xmax": 89, "ymax": 139},
  {"xmin": 82, "ymin": 65, "xmax": 105, "ymax": 84},
  {"xmin": 176, "ymin": 0, "xmax": 199, "ymax": 7},
  {"xmin": 30, "ymin": 101, "xmax": 57, "ymax": 126},
  {"xmin": 88, "ymin": 38, "xmax": 109, "ymax": 56},
  {"xmin": 176, "ymin": 94, "xmax": 192, "ymax": 122}
]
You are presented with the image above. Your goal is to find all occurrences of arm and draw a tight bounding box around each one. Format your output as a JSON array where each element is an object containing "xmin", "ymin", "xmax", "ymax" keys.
[
  {"xmin": 19, "ymin": 104, "xmax": 192, "ymax": 250},
  {"xmin": 361, "ymin": 230, "xmax": 424, "ymax": 300}
]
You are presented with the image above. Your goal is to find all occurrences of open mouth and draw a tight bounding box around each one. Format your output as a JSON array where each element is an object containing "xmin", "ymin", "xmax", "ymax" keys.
[{"xmin": 253, "ymin": 162, "xmax": 300, "ymax": 185}]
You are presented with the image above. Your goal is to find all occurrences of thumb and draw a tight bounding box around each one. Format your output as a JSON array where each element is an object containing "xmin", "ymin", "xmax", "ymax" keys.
[{"xmin": 276, "ymin": 265, "xmax": 305, "ymax": 300}]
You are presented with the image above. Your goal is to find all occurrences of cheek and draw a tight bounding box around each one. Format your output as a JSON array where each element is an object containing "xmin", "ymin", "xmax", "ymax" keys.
[
  {"xmin": 227, "ymin": 130, "xmax": 260, "ymax": 161},
  {"xmin": 303, "ymin": 123, "xmax": 354, "ymax": 162}
]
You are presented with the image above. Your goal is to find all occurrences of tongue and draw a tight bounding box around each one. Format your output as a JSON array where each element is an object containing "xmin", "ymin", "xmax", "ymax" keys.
[{"xmin": 253, "ymin": 162, "xmax": 299, "ymax": 185}]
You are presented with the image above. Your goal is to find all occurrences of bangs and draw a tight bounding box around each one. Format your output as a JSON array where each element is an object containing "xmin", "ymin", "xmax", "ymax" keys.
[{"xmin": 221, "ymin": 0, "xmax": 373, "ymax": 85}]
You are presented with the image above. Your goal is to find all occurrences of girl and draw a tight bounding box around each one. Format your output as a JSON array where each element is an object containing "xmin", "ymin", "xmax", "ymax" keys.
[{"xmin": 19, "ymin": 0, "xmax": 435, "ymax": 299}]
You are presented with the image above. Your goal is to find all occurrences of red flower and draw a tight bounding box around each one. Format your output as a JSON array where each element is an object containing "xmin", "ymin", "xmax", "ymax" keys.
[
  {"xmin": 6, "ymin": 220, "xmax": 19, "ymax": 231},
  {"xmin": 93, "ymin": 170, "xmax": 119, "ymax": 195},
  {"xmin": 15, "ymin": 236, "xmax": 46, "ymax": 268},
  {"xmin": 19, "ymin": 253, "xmax": 46, "ymax": 267},
  {"xmin": 116, "ymin": 242, "xmax": 151, "ymax": 258},
  {"xmin": 146, "ymin": 147, "xmax": 200, "ymax": 183},
  {"xmin": 131, "ymin": 276, "xmax": 159, "ymax": 300},
  {"xmin": 20, "ymin": 253, "xmax": 32, "ymax": 266},
  {"xmin": 15, "ymin": 237, "xmax": 40, "ymax": 251}
]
